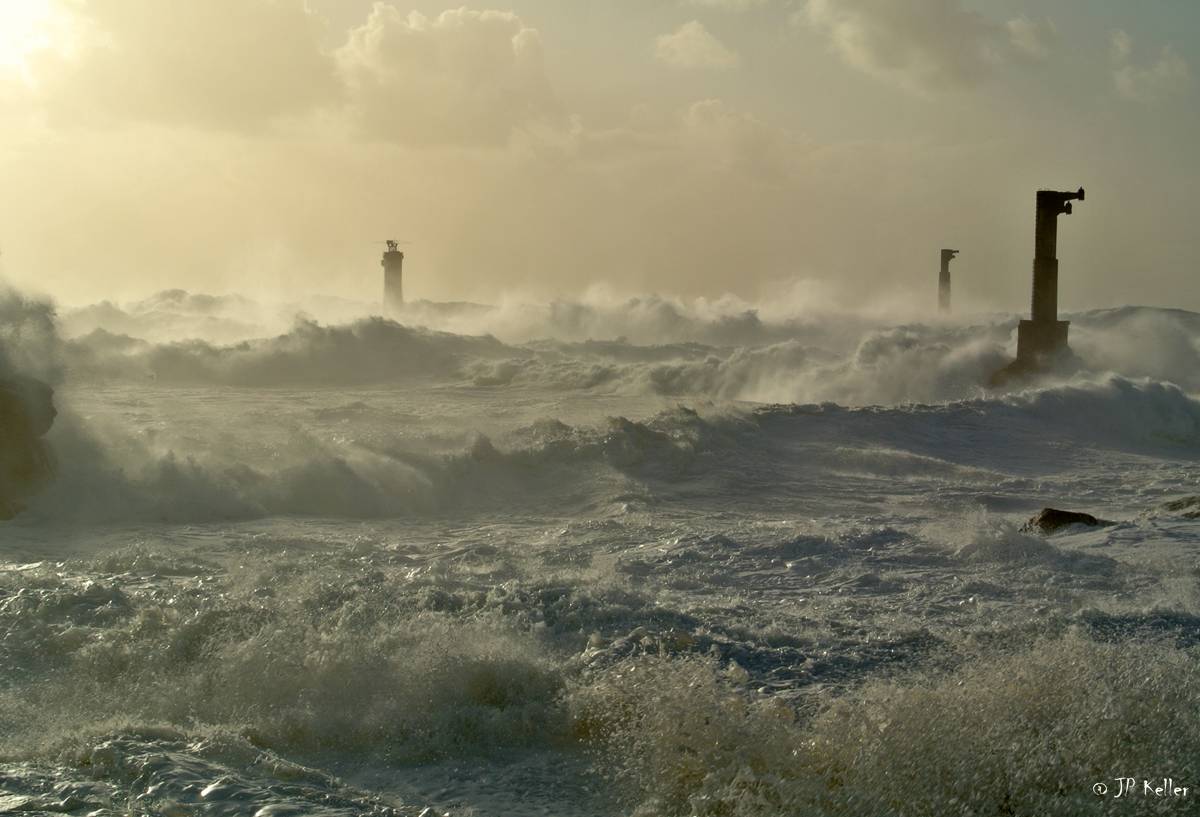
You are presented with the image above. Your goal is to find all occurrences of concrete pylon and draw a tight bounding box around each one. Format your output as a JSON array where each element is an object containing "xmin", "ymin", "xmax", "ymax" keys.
[
  {"xmin": 991, "ymin": 187, "xmax": 1085, "ymax": 385},
  {"xmin": 1016, "ymin": 188, "xmax": 1084, "ymax": 366},
  {"xmin": 939, "ymin": 249, "xmax": 959, "ymax": 313},
  {"xmin": 382, "ymin": 240, "xmax": 405, "ymax": 316}
]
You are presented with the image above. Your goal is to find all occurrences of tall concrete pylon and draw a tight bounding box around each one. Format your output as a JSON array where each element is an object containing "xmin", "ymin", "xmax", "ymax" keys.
[
  {"xmin": 991, "ymin": 187, "xmax": 1086, "ymax": 386},
  {"xmin": 1016, "ymin": 188, "xmax": 1085, "ymax": 366},
  {"xmin": 939, "ymin": 249, "xmax": 959, "ymax": 313}
]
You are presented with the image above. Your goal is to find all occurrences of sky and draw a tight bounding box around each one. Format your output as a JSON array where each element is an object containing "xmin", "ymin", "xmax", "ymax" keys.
[{"xmin": 0, "ymin": 0, "xmax": 1196, "ymax": 312}]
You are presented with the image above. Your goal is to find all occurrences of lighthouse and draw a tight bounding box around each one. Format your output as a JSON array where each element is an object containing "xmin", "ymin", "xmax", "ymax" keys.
[
  {"xmin": 938, "ymin": 248, "xmax": 959, "ymax": 313},
  {"xmin": 382, "ymin": 240, "xmax": 405, "ymax": 316}
]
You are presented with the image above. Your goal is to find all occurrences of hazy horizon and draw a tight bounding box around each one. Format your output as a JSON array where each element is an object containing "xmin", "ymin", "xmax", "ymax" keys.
[{"xmin": 1, "ymin": 0, "xmax": 1197, "ymax": 312}]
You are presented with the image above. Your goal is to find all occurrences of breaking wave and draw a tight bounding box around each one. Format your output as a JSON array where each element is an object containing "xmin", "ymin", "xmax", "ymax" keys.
[
  {"xmin": 7, "ymin": 284, "xmax": 1198, "ymax": 528},
  {"xmin": 0, "ymin": 287, "xmax": 63, "ymax": 386},
  {"xmin": 16, "ymin": 376, "xmax": 1194, "ymax": 526},
  {"xmin": 53, "ymin": 290, "xmax": 1199, "ymax": 407},
  {"xmin": 5, "ymin": 283, "xmax": 1200, "ymax": 816},
  {"xmin": 572, "ymin": 633, "xmax": 1200, "ymax": 816},
  {"xmin": 5, "ymin": 550, "xmax": 1196, "ymax": 817},
  {"xmin": 66, "ymin": 318, "xmax": 516, "ymax": 386}
]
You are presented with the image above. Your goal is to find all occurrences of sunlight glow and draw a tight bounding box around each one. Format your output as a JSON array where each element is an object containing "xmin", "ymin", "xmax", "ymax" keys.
[{"xmin": 0, "ymin": 0, "xmax": 58, "ymax": 82}]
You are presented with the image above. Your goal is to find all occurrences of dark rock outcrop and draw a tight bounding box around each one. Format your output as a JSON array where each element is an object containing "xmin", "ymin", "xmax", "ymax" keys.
[
  {"xmin": 0, "ymin": 375, "xmax": 57, "ymax": 519},
  {"xmin": 1021, "ymin": 507, "xmax": 1116, "ymax": 535}
]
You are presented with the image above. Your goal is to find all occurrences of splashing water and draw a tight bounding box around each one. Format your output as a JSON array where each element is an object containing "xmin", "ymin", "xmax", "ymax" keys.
[{"xmin": 2, "ymin": 286, "xmax": 1199, "ymax": 815}]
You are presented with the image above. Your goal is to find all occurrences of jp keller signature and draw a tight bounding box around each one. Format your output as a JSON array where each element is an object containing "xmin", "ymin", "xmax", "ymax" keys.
[{"xmin": 1093, "ymin": 779, "xmax": 1190, "ymax": 798}]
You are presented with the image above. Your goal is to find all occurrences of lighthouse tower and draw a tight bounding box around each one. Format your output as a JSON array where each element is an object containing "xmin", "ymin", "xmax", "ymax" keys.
[
  {"xmin": 382, "ymin": 240, "xmax": 405, "ymax": 316},
  {"xmin": 938, "ymin": 248, "xmax": 959, "ymax": 313}
]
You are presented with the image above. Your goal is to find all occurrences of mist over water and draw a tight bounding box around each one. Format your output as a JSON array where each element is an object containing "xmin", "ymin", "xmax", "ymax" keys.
[{"xmin": 3, "ymin": 284, "xmax": 1200, "ymax": 816}]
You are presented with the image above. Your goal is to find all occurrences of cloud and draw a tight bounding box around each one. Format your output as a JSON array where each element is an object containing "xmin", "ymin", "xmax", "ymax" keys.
[
  {"xmin": 336, "ymin": 5, "xmax": 559, "ymax": 146},
  {"xmin": 655, "ymin": 21, "xmax": 740, "ymax": 70},
  {"xmin": 1110, "ymin": 29, "xmax": 1133, "ymax": 64},
  {"xmin": 681, "ymin": 99, "xmax": 795, "ymax": 178},
  {"xmin": 1005, "ymin": 15, "xmax": 1056, "ymax": 61},
  {"xmin": 32, "ymin": 0, "xmax": 339, "ymax": 130},
  {"xmin": 1110, "ymin": 29, "xmax": 1191, "ymax": 102},
  {"xmin": 27, "ymin": 1, "xmax": 561, "ymax": 147},
  {"xmin": 508, "ymin": 95, "xmax": 799, "ymax": 181},
  {"xmin": 798, "ymin": 0, "xmax": 1053, "ymax": 93},
  {"xmin": 681, "ymin": 0, "xmax": 769, "ymax": 11}
]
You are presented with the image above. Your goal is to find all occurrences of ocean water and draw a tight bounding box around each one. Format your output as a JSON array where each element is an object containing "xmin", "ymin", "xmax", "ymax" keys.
[{"xmin": 2, "ymin": 288, "xmax": 1199, "ymax": 816}]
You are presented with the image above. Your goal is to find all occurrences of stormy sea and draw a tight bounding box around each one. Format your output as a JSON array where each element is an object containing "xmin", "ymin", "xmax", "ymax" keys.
[{"xmin": 2, "ymin": 286, "xmax": 1199, "ymax": 817}]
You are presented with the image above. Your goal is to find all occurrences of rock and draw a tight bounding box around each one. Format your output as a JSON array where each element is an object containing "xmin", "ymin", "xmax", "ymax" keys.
[
  {"xmin": 0, "ymin": 374, "xmax": 57, "ymax": 519},
  {"xmin": 1021, "ymin": 507, "xmax": 1116, "ymax": 535}
]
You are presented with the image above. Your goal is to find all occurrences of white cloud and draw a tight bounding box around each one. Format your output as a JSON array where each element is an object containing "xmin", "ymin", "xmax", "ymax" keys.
[
  {"xmin": 32, "ymin": 0, "xmax": 339, "ymax": 129},
  {"xmin": 655, "ymin": 20, "xmax": 740, "ymax": 70},
  {"xmin": 27, "ymin": 1, "xmax": 563, "ymax": 147},
  {"xmin": 1110, "ymin": 29, "xmax": 1191, "ymax": 102},
  {"xmin": 1006, "ymin": 15, "xmax": 1056, "ymax": 61},
  {"xmin": 336, "ymin": 6, "xmax": 559, "ymax": 146},
  {"xmin": 1110, "ymin": 29, "xmax": 1133, "ymax": 64},
  {"xmin": 799, "ymin": 0, "xmax": 1053, "ymax": 93},
  {"xmin": 681, "ymin": 98, "xmax": 796, "ymax": 178}
]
